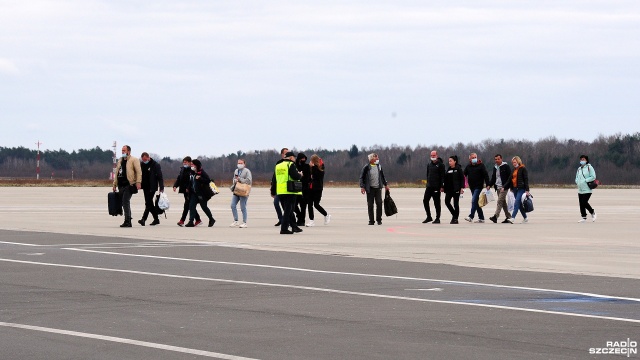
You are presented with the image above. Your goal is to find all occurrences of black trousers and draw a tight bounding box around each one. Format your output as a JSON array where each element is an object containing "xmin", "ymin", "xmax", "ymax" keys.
[
  {"xmin": 141, "ymin": 189, "xmax": 158, "ymax": 221},
  {"xmin": 279, "ymin": 194, "xmax": 297, "ymax": 232},
  {"xmin": 366, "ymin": 187, "xmax": 383, "ymax": 223},
  {"xmin": 445, "ymin": 192, "xmax": 460, "ymax": 220},
  {"xmin": 578, "ymin": 193, "xmax": 594, "ymax": 218},
  {"xmin": 308, "ymin": 190, "xmax": 327, "ymax": 220},
  {"xmin": 189, "ymin": 194, "xmax": 213, "ymax": 222},
  {"xmin": 180, "ymin": 192, "xmax": 199, "ymax": 222},
  {"xmin": 294, "ymin": 193, "xmax": 309, "ymax": 223},
  {"xmin": 423, "ymin": 187, "xmax": 442, "ymax": 219}
]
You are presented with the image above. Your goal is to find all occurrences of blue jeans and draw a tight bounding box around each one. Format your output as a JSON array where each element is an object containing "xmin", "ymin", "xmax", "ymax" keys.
[
  {"xmin": 231, "ymin": 195, "xmax": 248, "ymax": 223},
  {"xmin": 511, "ymin": 188, "xmax": 527, "ymax": 219},
  {"xmin": 469, "ymin": 188, "xmax": 484, "ymax": 220}
]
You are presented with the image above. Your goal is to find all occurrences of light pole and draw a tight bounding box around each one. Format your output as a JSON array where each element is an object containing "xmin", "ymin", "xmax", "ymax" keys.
[{"xmin": 35, "ymin": 140, "xmax": 43, "ymax": 180}]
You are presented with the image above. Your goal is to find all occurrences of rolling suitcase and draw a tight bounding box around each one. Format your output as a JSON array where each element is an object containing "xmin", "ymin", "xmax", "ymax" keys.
[{"xmin": 108, "ymin": 191, "xmax": 123, "ymax": 216}]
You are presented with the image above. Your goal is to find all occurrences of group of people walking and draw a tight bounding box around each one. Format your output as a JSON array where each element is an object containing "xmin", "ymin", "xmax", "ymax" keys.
[
  {"xmin": 419, "ymin": 151, "xmax": 596, "ymax": 224},
  {"xmin": 271, "ymin": 148, "xmax": 332, "ymax": 234},
  {"xmin": 112, "ymin": 145, "xmax": 598, "ymax": 229}
]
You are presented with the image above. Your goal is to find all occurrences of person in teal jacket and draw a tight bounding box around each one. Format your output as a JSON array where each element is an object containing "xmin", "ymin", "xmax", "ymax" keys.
[{"xmin": 575, "ymin": 155, "xmax": 597, "ymax": 223}]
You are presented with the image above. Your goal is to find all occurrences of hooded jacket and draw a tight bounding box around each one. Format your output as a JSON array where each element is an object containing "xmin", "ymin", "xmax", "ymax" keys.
[
  {"xmin": 489, "ymin": 162, "xmax": 512, "ymax": 191},
  {"xmin": 296, "ymin": 153, "xmax": 311, "ymax": 192}
]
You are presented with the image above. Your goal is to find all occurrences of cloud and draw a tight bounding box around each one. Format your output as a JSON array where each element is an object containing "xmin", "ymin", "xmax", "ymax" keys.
[{"xmin": 0, "ymin": 58, "xmax": 19, "ymax": 75}]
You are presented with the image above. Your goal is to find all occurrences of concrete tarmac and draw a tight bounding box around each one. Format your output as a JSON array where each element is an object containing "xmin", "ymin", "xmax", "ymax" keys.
[
  {"xmin": 1, "ymin": 187, "xmax": 639, "ymax": 278},
  {"xmin": 1, "ymin": 187, "xmax": 639, "ymax": 359}
]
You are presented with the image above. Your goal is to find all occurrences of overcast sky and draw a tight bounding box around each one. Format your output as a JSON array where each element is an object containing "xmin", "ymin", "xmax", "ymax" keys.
[{"xmin": 1, "ymin": 1, "xmax": 638, "ymax": 159}]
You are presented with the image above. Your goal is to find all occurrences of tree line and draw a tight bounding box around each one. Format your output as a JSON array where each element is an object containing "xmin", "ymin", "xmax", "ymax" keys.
[{"xmin": 1, "ymin": 133, "xmax": 639, "ymax": 185}]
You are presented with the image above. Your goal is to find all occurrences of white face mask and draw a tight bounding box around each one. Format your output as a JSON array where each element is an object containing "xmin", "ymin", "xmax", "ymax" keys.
[
  {"xmin": 191, "ymin": 166, "xmax": 196, "ymax": 171},
  {"xmin": 237, "ymin": 164, "xmax": 245, "ymax": 169},
  {"xmin": 374, "ymin": 159, "xmax": 379, "ymax": 165},
  {"xmin": 430, "ymin": 157, "xmax": 437, "ymax": 162}
]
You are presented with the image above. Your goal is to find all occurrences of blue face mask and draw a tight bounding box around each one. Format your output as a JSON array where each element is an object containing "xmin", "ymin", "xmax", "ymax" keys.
[
  {"xmin": 143, "ymin": 160, "xmax": 149, "ymax": 164},
  {"xmin": 471, "ymin": 158, "xmax": 477, "ymax": 164},
  {"xmin": 580, "ymin": 160, "xmax": 586, "ymax": 166},
  {"xmin": 183, "ymin": 164, "xmax": 190, "ymax": 168},
  {"xmin": 121, "ymin": 153, "xmax": 127, "ymax": 158}
]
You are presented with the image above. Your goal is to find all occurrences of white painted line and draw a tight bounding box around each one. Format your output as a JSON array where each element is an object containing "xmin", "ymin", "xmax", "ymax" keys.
[
  {"xmin": 0, "ymin": 241, "xmax": 41, "ymax": 247},
  {"xmin": 405, "ymin": 288, "xmax": 443, "ymax": 292},
  {"xmin": 0, "ymin": 321, "xmax": 258, "ymax": 360},
  {"xmin": 66, "ymin": 248, "xmax": 640, "ymax": 303},
  {"xmin": 1, "ymin": 257, "xmax": 639, "ymax": 324}
]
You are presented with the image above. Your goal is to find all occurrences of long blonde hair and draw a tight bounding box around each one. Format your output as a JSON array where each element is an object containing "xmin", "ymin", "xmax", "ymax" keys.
[
  {"xmin": 512, "ymin": 156, "xmax": 524, "ymax": 167},
  {"xmin": 310, "ymin": 154, "xmax": 324, "ymax": 171}
]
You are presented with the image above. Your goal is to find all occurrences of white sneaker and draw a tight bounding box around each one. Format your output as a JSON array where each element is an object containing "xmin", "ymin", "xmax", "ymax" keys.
[
  {"xmin": 474, "ymin": 219, "xmax": 485, "ymax": 223},
  {"xmin": 464, "ymin": 217, "xmax": 473, "ymax": 222},
  {"xmin": 522, "ymin": 218, "xmax": 528, "ymax": 223},
  {"xmin": 324, "ymin": 214, "xmax": 331, "ymax": 225},
  {"xmin": 591, "ymin": 212, "xmax": 597, "ymax": 222},
  {"xmin": 306, "ymin": 220, "xmax": 315, "ymax": 227},
  {"xmin": 578, "ymin": 218, "xmax": 586, "ymax": 223},
  {"xmin": 506, "ymin": 218, "xmax": 514, "ymax": 224},
  {"xmin": 239, "ymin": 223, "xmax": 247, "ymax": 228},
  {"xmin": 229, "ymin": 221, "xmax": 239, "ymax": 227}
]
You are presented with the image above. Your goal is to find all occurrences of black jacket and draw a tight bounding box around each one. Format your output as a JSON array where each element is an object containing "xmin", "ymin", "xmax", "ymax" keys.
[
  {"xmin": 489, "ymin": 162, "xmax": 512, "ymax": 191},
  {"xmin": 191, "ymin": 169, "xmax": 212, "ymax": 199},
  {"xmin": 359, "ymin": 163, "xmax": 388, "ymax": 193},
  {"xmin": 463, "ymin": 162, "xmax": 490, "ymax": 190},
  {"xmin": 504, "ymin": 166, "xmax": 529, "ymax": 192},
  {"xmin": 426, "ymin": 158, "xmax": 445, "ymax": 189},
  {"xmin": 444, "ymin": 164, "xmax": 465, "ymax": 194},
  {"xmin": 140, "ymin": 158, "xmax": 164, "ymax": 193},
  {"xmin": 310, "ymin": 164, "xmax": 325, "ymax": 191},
  {"xmin": 173, "ymin": 166, "xmax": 191, "ymax": 193},
  {"xmin": 296, "ymin": 153, "xmax": 311, "ymax": 193}
]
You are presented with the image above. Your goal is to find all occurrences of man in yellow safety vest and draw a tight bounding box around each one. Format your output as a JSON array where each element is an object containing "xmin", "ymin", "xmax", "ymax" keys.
[{"xmin": 274, "ymin": 151, "xmax": 303, "ymax": 234}]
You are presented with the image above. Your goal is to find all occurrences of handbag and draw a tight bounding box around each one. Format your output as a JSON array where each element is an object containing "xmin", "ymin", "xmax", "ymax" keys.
[
  {"xmin": 582, "ymin": 165, "xmax": 598, "ymax": 189},
  {"xmin": 233, "ymin": 182, "xmax": 251, "ymax": 197},
  {"xmin": 523, "ymin": 194, "xmax": 534, "ymax": 213},
  {"xmin": 384, "ymin": 190, "xmax": 398, "ymax": 217},
  {"xmin": 287, "ymin": 180, "xmax": 303, "ymax": 192}
]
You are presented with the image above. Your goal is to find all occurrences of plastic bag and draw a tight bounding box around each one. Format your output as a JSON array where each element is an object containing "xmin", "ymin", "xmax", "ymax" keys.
[
  {"xmin": 507, "ymin": 190, "xmax": 515, "ymax": 213},
  {"xmin": 478, "ymin": 192, "xmax": 488, "ymax": 207},
  {"xmin": 209, "ymin": 181, "xmax": 220, "ymax": 195},
  {"xmin": 157, "ymin": 192, "xmax": 170, "ymax": 210},
  {"xmin": 484, "ymin": 188, "xmax": 495, "ymax": 203}
]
